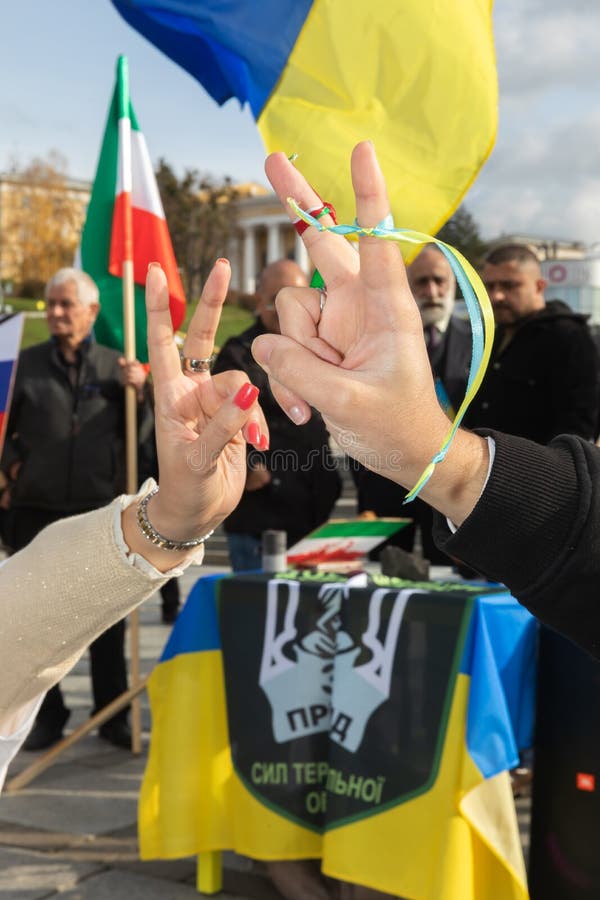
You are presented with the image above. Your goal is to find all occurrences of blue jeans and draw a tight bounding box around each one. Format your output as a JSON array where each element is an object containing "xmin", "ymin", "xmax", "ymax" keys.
[{"xmin": 227, "ymin": 533, "xmax": 262, "ymax": 572}]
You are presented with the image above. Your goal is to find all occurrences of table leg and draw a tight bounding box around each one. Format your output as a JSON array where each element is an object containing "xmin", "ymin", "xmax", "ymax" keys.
[{"xmin": 196, "ymin": 851, "xmax": 222, "ymax": 894}]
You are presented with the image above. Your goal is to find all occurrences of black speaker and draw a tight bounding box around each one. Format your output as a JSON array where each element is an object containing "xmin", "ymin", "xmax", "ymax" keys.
[{"xmin": 529, "ymin": 626, "xmax": 600, "ymax": 899}]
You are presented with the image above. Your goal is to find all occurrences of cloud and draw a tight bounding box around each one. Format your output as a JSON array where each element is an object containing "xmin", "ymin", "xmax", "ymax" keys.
[
  {"xmin": 497, "ymin": 2, "xmax": 600, "ymax": 94},
  {"xmin": 465, "ymin": 0, "xmax": 600, "ymax": 244}
]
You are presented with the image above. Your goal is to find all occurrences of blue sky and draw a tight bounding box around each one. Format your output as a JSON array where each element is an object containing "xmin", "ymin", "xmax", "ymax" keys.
[
  {"xmin": 2, "ymin": 0, "xmax": 600, "ymax": 244},
  {"xmin": 1, "ymin": 1, "xmax": 265, "ymax": 182}
]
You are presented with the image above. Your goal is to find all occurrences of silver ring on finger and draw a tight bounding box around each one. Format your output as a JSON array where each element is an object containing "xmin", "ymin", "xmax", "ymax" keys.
[
  {"xmin": 317, "ymin": 289, "xmax": 327, "ymax": 323},
  {"xmin": 180, "ymin": 353, "xmax": 215, "ymax": 374}
]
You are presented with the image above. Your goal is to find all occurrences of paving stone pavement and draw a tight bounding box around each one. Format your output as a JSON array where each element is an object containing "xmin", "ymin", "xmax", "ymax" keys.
[{"xmin": 0, "ymin": 564, "xmax": 285, "ymax": 899}]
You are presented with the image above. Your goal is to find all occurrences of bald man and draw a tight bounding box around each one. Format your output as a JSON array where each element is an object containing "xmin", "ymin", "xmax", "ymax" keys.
[
  {"xmin": 463, "ymin": 244, "xmax": 600, "ymax": 443},
  {"xmin": 213, "ymin": 260, "xmax": 341, "ymax": 571}
]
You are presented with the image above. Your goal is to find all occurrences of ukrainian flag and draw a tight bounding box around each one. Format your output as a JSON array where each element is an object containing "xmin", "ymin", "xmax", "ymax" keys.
[
  {"xmin": 111, "ymin": 0, "xmax": 497, "ymax": 234},
  {"xmin": 139, "ymin": 574, "xmax": 535, "ymax": 900}
]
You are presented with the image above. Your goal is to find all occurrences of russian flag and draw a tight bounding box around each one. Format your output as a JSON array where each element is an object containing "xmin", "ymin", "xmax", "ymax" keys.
[{"xmin": 0, "ymin": 314, "xmax": 24, "ymax": 455}]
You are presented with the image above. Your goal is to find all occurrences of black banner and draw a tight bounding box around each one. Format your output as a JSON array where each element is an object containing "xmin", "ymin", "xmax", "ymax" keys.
[{"xmin": 219, "ymin": 574, "xmax": 473, "ymax": 832}]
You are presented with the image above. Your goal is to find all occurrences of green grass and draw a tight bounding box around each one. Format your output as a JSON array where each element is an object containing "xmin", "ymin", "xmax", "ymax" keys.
[
  {"xmin": 7, "ymin": 298, "xmax": 254, "ymax": 352},
  {"xmin": 184, "ymin": 302, "xmax": 254, "ymax": 351}
]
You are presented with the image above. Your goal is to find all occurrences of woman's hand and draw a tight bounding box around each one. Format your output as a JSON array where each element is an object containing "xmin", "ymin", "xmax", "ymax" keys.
[
  {"xmin": 123, "ymin": 259, "xmax": 267, "ymax": 569},
  {"xmin": 252, "ymin": 142, "xmax": 489, "ymax": 526}
]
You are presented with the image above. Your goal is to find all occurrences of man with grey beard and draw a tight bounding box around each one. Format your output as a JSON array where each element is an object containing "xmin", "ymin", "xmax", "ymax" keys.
[{"xmin": 352, "ymin": 245, "xmax": 471, "ymax": 564}]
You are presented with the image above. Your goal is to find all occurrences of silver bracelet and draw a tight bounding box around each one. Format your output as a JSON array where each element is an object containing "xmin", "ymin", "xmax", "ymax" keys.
[{"xmin": 136, "ymin": 487, "xmax": 214, "ymax": 551}]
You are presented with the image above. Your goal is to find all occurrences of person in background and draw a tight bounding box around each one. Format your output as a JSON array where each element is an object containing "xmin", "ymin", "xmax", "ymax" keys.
[
  {"xmin": 212, "ymin": 259, "xmax": 341, "ymax": 571},
  {"xmin": 1, "ymin": 268, "xmax": 152, "ymax": 750},
  {"xmin": 463, "ymin": 242, "xmax": 600, "ymax": 443}
]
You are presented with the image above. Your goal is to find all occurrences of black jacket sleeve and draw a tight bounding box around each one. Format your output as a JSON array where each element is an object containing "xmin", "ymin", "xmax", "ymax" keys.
[
  {"xmin": 547, "ymin": 323, "xmax": 600, "ymax": 440},
  {"xmin": 434, "ymin": 431, "xmax": 600, "ymax": 657}
]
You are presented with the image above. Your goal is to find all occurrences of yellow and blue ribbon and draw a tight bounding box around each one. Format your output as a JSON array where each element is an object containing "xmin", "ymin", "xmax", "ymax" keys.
[{"xmin": 288, "ymin": 198, "xmax": 495, "ymax": 502}]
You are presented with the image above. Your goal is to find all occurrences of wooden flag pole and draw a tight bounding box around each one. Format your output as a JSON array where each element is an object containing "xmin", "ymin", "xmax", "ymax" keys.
[
  {"xmin": 122, "ymin": 261, "xmax": 142, "ymax": 756},
  {"xmin": 5, "ymin": 675, "xmax": 149, "ymax": 793},
  {"xmin": 118, "ymin": 55, "xmax": 142, "ymax": 755}
]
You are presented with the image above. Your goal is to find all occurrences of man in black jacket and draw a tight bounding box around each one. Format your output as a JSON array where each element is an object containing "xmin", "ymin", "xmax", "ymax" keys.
[
  {"xmin": 212, "ymin": 259, "xmax": 341, "ymax": 571},
  {"xmin": 352, "ymin": 245, "xmax": 471, "ymax": 563},
  {"xmin": 463, "ymin": 243, "xmax": 600, "ymax": 442},
  {"xmin": 1, "ymin": 268, "xmax": 152, "ymax": 750}
]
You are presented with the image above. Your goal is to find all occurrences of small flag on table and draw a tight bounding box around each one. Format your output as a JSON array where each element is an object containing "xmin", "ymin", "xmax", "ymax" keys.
[{"xmin": 287, "ymin": 518, "xmax": 409, "ymax": 568}]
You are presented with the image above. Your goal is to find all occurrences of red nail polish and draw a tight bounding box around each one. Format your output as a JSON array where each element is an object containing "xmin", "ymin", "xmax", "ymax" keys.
[
  {"xmin": 234, "ymin": 383, "xmax": 259, "ymax": 410},
  {"xmin": 247, "ymin": 422, "xmax": 260, "ymax": 445},
  {"xmin": 217, "ymin": 257, "xmax": 229, "ymax": 265},
  {"xmin": 258, "ymin": 433, "xmax": 270, "ymax": 451}
]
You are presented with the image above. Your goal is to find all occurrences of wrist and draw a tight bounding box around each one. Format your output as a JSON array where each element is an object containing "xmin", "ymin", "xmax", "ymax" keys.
[
  {"xmin": 374, "ymin": 409, "xmax": 449, "ymax": 489},
  {"xmin": 121, "ymin": 504, "xmax": 193, "ymax": 571},
  {"xmin": 145, "ymin": 489, "xmax": 218, "ymax": 545},
  {"xmin": 421, "ymin": 430, "xmax": 490, "ymax": 525}
]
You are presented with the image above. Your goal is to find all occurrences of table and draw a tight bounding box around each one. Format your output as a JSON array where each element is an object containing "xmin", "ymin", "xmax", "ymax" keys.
[{"xmin": 139, "ymin": 571, "xmax": 536, "ymax": 900}]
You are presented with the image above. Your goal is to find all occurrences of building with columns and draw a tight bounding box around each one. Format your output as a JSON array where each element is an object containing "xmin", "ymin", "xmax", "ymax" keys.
[
  {"xmin": 0, "ymin": 173, "xmax": 309, "ymax": 298},
  {"xmin": 229, "ymin": 184, "xmax": 310, "ymax": 293}
]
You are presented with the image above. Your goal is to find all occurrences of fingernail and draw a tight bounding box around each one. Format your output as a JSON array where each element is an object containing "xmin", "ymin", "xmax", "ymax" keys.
[
  {"xmin": 247, "ymin": 422, "xmax": 260, "ymax": 445},
  {"xmin": 217, "ymin": 258, "xmax": 229, "ymax": 265},
  {"xmin": 251, "ymin": 336, "xmax": 273, "ymax": 369},
  {"xmin": 289, "ymin": 405, "xmax": 307, "ymax": 425},
  {"xmin": 147, "ymin": 261, "xmax": 162, "ymax": 271},
  {"xmin": 234, "ymin": 383, "xmax": 259, "ymax": 410},
  {"xmin": 259, "ymin": 433, "xmax": 269, "ymax": 451}
]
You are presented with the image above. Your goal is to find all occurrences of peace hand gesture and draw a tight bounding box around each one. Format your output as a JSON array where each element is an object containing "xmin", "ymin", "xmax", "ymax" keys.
[
  {"xmin": 141, "ymin": 259, "xmax": 267, "ymax": 553},
  {"xmin": 253, "ymin": 142, "xmax": 488, "ymax": 525}
]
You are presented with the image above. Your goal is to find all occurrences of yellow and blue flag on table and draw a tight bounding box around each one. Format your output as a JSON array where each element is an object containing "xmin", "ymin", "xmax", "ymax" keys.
[
  {"xmin": 111, "ymin": 0, "xmax": 497, "ymax": 234},
  {"xmin": 139, "ymin": 573, "xmax": 535, "ymax": 900}
]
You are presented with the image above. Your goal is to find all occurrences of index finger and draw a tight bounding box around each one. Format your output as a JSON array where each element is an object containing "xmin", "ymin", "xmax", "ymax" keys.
[
  {"xmin": 265, "ymin": 153, "xmax": 359, "ymax": 292},
  {"xmin": 183, "ymin": 258, "xmax": 231, "ymax": 370},
  {"xmin": 146, "ymin": 262, "xmax": 181, "ymax": 384}
]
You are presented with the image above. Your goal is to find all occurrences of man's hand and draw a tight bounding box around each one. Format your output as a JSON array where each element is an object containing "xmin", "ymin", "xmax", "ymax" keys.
[
  {"xmin": 252, "ymin": 141, "xmax": 490, "ymax": 527},
  {"xmin": 118, "ymin": 358, "xmax": 148, "ymax": 402},
  {"xmin": 7, "ymin": 462, "xmax": 21, "ymax": 482},
  {"xmin": 246, "ymin": 463, "xmax": 271, "ymax": 492}
]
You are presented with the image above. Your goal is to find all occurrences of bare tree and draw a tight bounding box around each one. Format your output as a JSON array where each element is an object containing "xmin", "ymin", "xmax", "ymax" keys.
[
  {"xmin": 436, "ymin": 205, "xmax": 488, "ymax": 267},
  {"xmin": 3, "ymin": 152, "xmax": 85, "ymax": 295},
  {"xmin": 155, "ymin": 160, "xmax": 240, "ymax": 300}
]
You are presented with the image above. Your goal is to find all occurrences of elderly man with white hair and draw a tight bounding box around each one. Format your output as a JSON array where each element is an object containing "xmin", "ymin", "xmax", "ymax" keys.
[{"xmin": 0, "ymin": 267, "xmax": 151, "ymax": 751}]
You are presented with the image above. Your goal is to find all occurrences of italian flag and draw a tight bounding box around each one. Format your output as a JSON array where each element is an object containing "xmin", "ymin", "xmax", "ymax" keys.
[{"xmin": 80, "ymin": 56, "xmax": 185, "ymax": 362}]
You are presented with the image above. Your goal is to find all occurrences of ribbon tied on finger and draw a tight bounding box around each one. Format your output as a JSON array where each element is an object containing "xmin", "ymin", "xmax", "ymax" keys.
[{"xmin": 287, "ymin": 197, "xmax": 494, "ymax": 503}]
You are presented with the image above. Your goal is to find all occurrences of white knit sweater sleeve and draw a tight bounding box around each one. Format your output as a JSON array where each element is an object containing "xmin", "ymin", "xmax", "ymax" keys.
[{"xmin": 0, "ymin": 480, "xmax": 203, "ymax": 719}]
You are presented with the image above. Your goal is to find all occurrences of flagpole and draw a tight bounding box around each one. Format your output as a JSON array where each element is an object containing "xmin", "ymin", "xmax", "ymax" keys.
[{"xmin": 117, "ymin": 55, "xmax": 142, "ymax": 755}]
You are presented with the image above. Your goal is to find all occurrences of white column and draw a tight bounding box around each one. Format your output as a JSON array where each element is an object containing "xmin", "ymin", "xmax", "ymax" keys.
[
  {"xmin": 295, "ymin": 232, "xmax": 310, "ymax": 274},
  {"xmin": 243, "ymin": 226, "xmax": 256, "ymax": 293},
  {"xmin": 227, "ymin": 235, "xmax": 241, "ymax": 291},
  {"xmin": 266, "ymin": 223, "xmax": 281, "ymax": 263}
]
